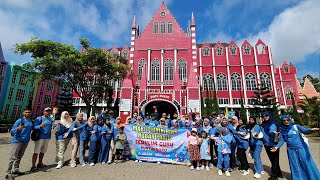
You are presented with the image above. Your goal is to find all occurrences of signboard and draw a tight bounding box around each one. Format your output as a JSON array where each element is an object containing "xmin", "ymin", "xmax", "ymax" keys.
[
  {"xmin": 148, "ymin": 94, "xmax": 172, "ymax": 101},
  {"xmin": 120, "ymin": 99, "xmax": 131, "ymax": 111},
  {"xmin": 124, "ymin": 124, "xmax": 190, "ymax": 164}
]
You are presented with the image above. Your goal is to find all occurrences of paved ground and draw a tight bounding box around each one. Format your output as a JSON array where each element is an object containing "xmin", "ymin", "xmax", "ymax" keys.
[{"xmin": 0, "ymin": 133, "xmax": 319, "ymax": 180}]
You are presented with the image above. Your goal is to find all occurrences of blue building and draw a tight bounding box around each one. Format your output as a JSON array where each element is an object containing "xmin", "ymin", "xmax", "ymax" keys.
[{"xmin": 0, "ymin": 42, "xmax": 10, "ymax": 113}]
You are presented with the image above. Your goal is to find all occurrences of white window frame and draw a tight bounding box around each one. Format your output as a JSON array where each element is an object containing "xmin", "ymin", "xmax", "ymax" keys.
[
  {"xmin": 202, "ymin": 47, "xmax": 210, "ymax": 56},
  {"xmin": 164, "ymin": 58, "xmax": 173, "ymax": 81},
  {"xmin": 178, "ymin": 58, "xmax": 187, "ymax": 82},
  {"xmin": 217, "ymin": 73, "xmax": 228, "ymax": 91},
  {"xmin": 216, "ymin": 46, "xmax": 223, "ymax": 56},
  {"xmin": 203, "ymin": 73, "xmax": 214, "ymax": 90},
  {"xmin": 260, "ymin": 72, "xmax": 272, "ymax": 91},
  {"xmin": 285, "ymin": 86, "xmax": 293, "ymax": 100},
  {"xmin": 231, "ymin": 73, "xmax": 242, "ymax": 91},
  {"xmin": 168, "ymin": 21, "xmax": 173, "ymax": 33},
  {"xmin": 138, "ymin": 59, "xmax": 146, "ymax": 80},
  {"xmin": 160, "ymin": 21, "xmax": 166, "ymax": 34},
  {"xmin": 257, "ymin": 44, "xmax": 266, "ymax": 54},
  {"xmin": 245, "ymin": 73, "xmax": 257, "ymax": 91},
  {"xmin": 243, "ymin": 45, "xmax": 251, "ymax": 55},
  {"xmin": 153, "ymin": 22, "xmax": 158, "ymax": 34},
  {"xmin": 122, "ymin": 50, "xmax": 129, "ymax": 59},
  {"xmin": 229, "ymin": 45, "xmax": 237, "ymax": 55},
  {"xmin": 151, "ymin": 58, "xmax": 160, "ymax": 81}
]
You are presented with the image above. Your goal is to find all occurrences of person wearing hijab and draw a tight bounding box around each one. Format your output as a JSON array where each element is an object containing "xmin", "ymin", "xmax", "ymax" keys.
[
  {"xmin": 88, "ymin": 116, "xmax": 103, "ymax": 166},
  {"xmin": 248, "ymin": 116, "xmax": 264, "ymax": 178},
  {"xmin": 74, "ymin": 116, "xmax": 95, "ymax": 166},
  {"xmin": 261, "ymin": 112, "xmax": 283, "ymax": 180},
  {"xmin": 55, "ymin": 111, "xmax": 73, "ymax": 169},
  {"xmin": 271, "ymin": 115, "xmax": 320, "ymax": 180},
  {"xmin": 125, "ymin": 116, "xmax": 132, "ymax": 125},
  {"xmin": 99, "ymin": 118, "xmax": 114, "ymax": 164}
]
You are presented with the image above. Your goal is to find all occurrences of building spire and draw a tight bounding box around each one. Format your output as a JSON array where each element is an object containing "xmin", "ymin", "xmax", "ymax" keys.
[
  {"xmin": 191, "ymin": 12, "xmax": 195, "ymax": 26},
  {"xmin": 132, "ymin": 15, "xmax": 136, "ymax": 29}
]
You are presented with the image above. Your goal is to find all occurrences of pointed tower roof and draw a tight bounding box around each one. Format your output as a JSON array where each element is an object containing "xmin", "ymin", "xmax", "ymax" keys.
[
  {"xmin": 187, "ymin": 66, "xmax": 198, "ymax": 87},
  {"xmin": 255, "ymin": 39, "xmax": 266, "ymax": 46},
  {"xmin": 295, "ymin": 77, "xmax": 303, "ymax": 95},
  {"xmin": 139, "ymin": 67, "xmax": 147, "ymax": 89},
  {"xmin": 303, "ymin": 78, "xmax": 319, "ymax": 98},
  {"xmin": 0, "ymin": 41, "xmax": 5, "ymax": 62},
  {"xmin": 132, "ymin": 15, "xmax": 136, "ymax": 29},
  {"xmin": 191, "ymin": 12, "xmax": 195, "ymax": 26},
  {"xmin": 123, "ymin": 71, "xmax": 133, "ymax": 88}
]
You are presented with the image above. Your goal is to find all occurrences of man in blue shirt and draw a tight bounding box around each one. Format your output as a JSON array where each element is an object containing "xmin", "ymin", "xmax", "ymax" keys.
[
  {"xmin": 5, "ymin": 108, "xmax": 33, "ymax": 179},
  {"xmin": 30, "ymin": 107, "xmax": 53, "ymax": 172}
]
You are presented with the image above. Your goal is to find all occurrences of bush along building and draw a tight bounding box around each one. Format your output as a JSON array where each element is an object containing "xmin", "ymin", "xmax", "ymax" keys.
[{"xmin": 1, "ymin": 63, "xmax": 37, "ymax": 123}]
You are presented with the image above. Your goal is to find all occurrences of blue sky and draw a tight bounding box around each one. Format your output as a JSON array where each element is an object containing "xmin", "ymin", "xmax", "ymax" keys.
[{"xmin": 0, "ymin": 0, "xmax": 319, "ymax": 79}]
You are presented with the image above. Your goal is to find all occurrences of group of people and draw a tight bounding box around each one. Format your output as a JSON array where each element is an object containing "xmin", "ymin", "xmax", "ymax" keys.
[{"xmin": 5, "ymin": 106, "xmax": 320, "ymax": 180}]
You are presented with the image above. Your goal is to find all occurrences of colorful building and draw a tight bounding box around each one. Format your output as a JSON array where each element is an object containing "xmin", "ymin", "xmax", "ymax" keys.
[
  {"xmin": 32, "ymin": 80, "xmax": 60, "ymax": 118},
  {"xmin": 0, "ymin": 42, "xmax": 9, "ymax": 112},
  {"xmin": 1, "ymin": 63, "xmax": 37, "ymax": 122},
  {"xmin": 73, "ymin": 2, "xmax": 300, "ymax": 120}
]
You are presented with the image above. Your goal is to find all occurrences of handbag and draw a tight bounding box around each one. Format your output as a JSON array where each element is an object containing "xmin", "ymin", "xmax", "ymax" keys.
[
  {"xmin": 241, "ymin": 133, "xmax": 250, "ymax": 140},
  {"xmin": 31, "ymin": 117, "xmax": 42, "ymax": 141},
  {"xmin": 252, "ymin": 126, "xmax": 264, "ymax": 139}
]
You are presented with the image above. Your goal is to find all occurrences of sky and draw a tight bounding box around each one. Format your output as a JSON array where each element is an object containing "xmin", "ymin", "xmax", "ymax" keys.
[{"xmin": 0, "ymin": 0, "xmax": 319, "ymax": 79}]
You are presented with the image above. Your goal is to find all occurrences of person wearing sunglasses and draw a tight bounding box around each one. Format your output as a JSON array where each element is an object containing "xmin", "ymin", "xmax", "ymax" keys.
[{"xmin": 271, "ymin": 115, "xmax": 320, "ymax": 180}]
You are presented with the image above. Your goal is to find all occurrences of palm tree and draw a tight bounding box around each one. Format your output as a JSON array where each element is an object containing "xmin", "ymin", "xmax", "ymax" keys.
[{"xmin": 297, "ymin": 95, "xmax": 320, "ymax": 127}]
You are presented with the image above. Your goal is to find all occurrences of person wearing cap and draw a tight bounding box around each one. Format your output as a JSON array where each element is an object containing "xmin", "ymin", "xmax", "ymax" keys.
[
  {"xmin": 30, "ymin": 107, "xmax": 53, "ymax": 172},
  {"xmin": 188, "ymin": 128, "xmax": 201, "ymax": 170},
  {"xmin": 5, "ymin": 108, "xmax": 33, "ymax": 179}
]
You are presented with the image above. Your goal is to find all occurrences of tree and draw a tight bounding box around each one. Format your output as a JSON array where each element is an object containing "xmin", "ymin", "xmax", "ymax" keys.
[
  {"xmin": 298, "ymin": 95, "xmax": 320, "ymax": 127},
  {"xmin": 251, "ymin": 83, "xmax": 279, "ymax": 122},
  {"xmin": 290, "ymin": 91, "xmax": 302, "ymax": 124},
  {"xmin": 15, "ymin": 38, "xmax": 130, "ymax": 116}
]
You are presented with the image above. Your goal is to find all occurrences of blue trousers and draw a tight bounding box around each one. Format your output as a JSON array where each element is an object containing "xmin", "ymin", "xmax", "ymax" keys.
[
  {"xmin": 98, "ymin": 138, "xmax": 111, "ymax": 163},
  {"xmin": 251, "ymin": 145, "xmax": 263, "ymax": 174},
  {"xmin": 88, "ymin": 140, "xmax": 101, "ymax": 164},
  {"xmin": 79, "ymin": 139, "xmax": 89, "ymax": 164},
  {"xmin": 217, "ymin": 152, "xmax": 230, "ymax": 171},
  {"xmin": 229, "ymin": 141, "xmax": 237, "ymax": 169}
]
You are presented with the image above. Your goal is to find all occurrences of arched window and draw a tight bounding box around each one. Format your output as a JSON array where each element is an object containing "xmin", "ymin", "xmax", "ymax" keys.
[
  {"xmin": 111, "ymin": 50, "xmax": 118, "ymax": 56},
  {"xmin": 178, "ymin": 58, "xmax": 187, "ymax": 81},
  {"xmin": 217, "ymin": 73, "xmax": 227, "ymax": 91},
  {"xmin": 245, "ymin": 73, "xmax": 257, "ymax": 91},
  {"xmin": 257, "ymin": 44, "xmax": 266, "ymax": 54},
  {"xmin": 277, "ymin": 88, "xmax": 282, "ymax": 100},
  {"xmin": 243, "ymin": 45, "xmax": 251, "ymax": 55},
  {"xmin": 122, "ymin": 50, "xmax": 128, "ymax": 59},
  {"xmin": 202, "ymin": 47, "xmax": 210, "ymax": 56},
  {"xmin": 168, "ymin": 21, "xmax": 173, "ymax": 33},
  {"xmin": 229, "ymin": 45, "xmax": 237, "ymax": 55},
  {"xmin": 160, "ymin": 22, "xmax": 166, "ymax": 33},
  {"xmin": 260, "ymin": 72, "xmax": 272, "ymax": 91},
  {"xmin": 231, "ymin": 73, "xmax": 242, "ymax": 90},
  {"xmin": 153, "ymin": 22, "xmax": 158, "ymax": 33},
  {"xmin": 151, "ymin": 59, "xmax": 160, "ymax": 81},
  {"xmin": 284, "ymin": 66, "xmax": 289, "ymax": 73},
  {"xmin": 285, "ymin": 86, "xmax": 293, "ymax": 100},
  {"xmin": 164, "ymin": 59, "xmax": 173, "ymax": 80},
  {"xmin": 216, "ymin": 46, "xmax": 223, "ymax": 56},
  {"xmin": 203, "ymin": 73, "xmax": 214, "ymax": 91},
  {"xmin": 138, "ymin": 59, "xmax": 146, "ymax": 80}
]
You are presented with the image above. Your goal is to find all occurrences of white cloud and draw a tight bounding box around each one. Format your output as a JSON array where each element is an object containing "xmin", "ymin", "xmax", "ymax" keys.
[{"xmin": 244, "ymin": 0, "xmax": 320, "ymax": 65}]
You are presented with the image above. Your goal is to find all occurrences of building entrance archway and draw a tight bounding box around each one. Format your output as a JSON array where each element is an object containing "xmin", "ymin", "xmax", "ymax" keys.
[{"xmin": 141, "ymin": 100, "xmax": 179, "ymax": 118}]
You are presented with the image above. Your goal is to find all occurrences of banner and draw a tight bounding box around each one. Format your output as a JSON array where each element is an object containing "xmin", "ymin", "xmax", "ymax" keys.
[{"xmin": 124, "ymin": 124, "xmax": 191, "ymax": 164}]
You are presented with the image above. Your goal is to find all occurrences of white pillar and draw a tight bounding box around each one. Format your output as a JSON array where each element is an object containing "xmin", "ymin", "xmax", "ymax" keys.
[
  {"xmin": 226, "ymin": 48, "xmax": 232, "ymax": 105},
  {"xmin": 147, "ymin": 49, "xmax": 151, "ymax": 83},
  {"xmin": 239, "ymin": 47, "xmax": 248, "ymax": 104},
  {"xmin": 279, "ymin": 67, "xmax": 287, "ymax": 106},
  {"xmin": 268, "ymin": 47, "xmax": 279, "ymax": 102},
  {"xmin": 199, "ymin": 48, "xmax": 203, "ymax": 86},
  {"xmin": 161, "ymin": 49, "xmax": 164, "ymax": 91}
]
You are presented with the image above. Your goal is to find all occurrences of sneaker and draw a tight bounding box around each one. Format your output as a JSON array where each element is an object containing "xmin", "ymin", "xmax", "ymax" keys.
[
  {"xmin": 200, "ymin": 165, "xmax": 205, "ymax": 170},
  {"xmin": 241, "ymin": 170, "xmax": 249, "ymax": 176},
  {"xmin": 190, "ymin": 166, "xmax": 194, "ymax": 170},
  {"xmin": 157, "ymin": 161, "xmax": 161, "ymax": 164},
  {"xmin": 206, "ymin": 166, "xmax": 210, "ymax": 171},
  {"xmin": 135, "ymin": 160, "xmax": 139, "ymax": 163},
  {"xmin": 139, "ymin": 160, "xmax": 142, "ymax": 163},
  {"xmin": 102, "ymin": 162, "xmax": 106, "ymax": 165},
  {"xmin": 114, "ymin": 160, "xmax": 118, "ymax": 164},
  {"xmin": 89, "ymin": 163, "xmax": 94, "ymax": 166},
  {"xmin": 196, "ymin": 167, "xmax": 200, "ymax": 171},
  {"xmin": 107, "ymin": 161, "xmax": 112, "ymax": 164},
  {"xmin": 239, "ymin": 170, "xmax": 244, "ymax": 173},
  {"xmin": 209, "ymin": 163, "xmax": 214, "ymax": 168},
  {"xmin": 80, "ymin": 163, "xmax": 86, "ymax": 167},
  {"xmin": 30, "ymin": 166, "xmax": 38, "ymax": 172},
  {"xmin": 56, "ymin": 162, "xmax": 63, "ymax": 169},
  {"xmin": 225, "ymin": 171, "xmax": 231, "ymax": 176},
  {"xmin": 70, "ymin": 163, "xmax": 76, "ymax": 168},
  {"xmin": 218, "ymin": 170, "xmax": 223, "ymax": 175},
  {"xmin": 261, "ymin": 171, "xmax": 266, "ymax": 175},
  {"xmin": 254, "ymin": 173, "xmax": 262, "ymax": 179}
]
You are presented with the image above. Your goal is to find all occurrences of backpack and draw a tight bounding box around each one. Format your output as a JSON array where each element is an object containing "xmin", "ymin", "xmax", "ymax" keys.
[
  {"xmin": 31, "ymin": 117, "xmax": 42, "ymax": 141},
  {"xmin": 293, "ymin": 125, "xmax": 309, "ymax": 147},
  {"xmin": 11, "ymin": 118, "xmax": 25, "ymax": 136}
]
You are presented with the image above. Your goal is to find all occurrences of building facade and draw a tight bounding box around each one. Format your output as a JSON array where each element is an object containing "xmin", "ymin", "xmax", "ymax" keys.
[
  {"xmin": 32, "ymin": 80, "xmax": 60, "ymax": 118},
  {"xmin": 73, "ymin": 2, "xmax": 300, "ymax": 120},
  {"xmin": 1, "ymin": 63, "xmax": 37, "ymax": 122},
  {"xmin": 0, "ymin": 42, "xmax": 9, "ymax": 112}
]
